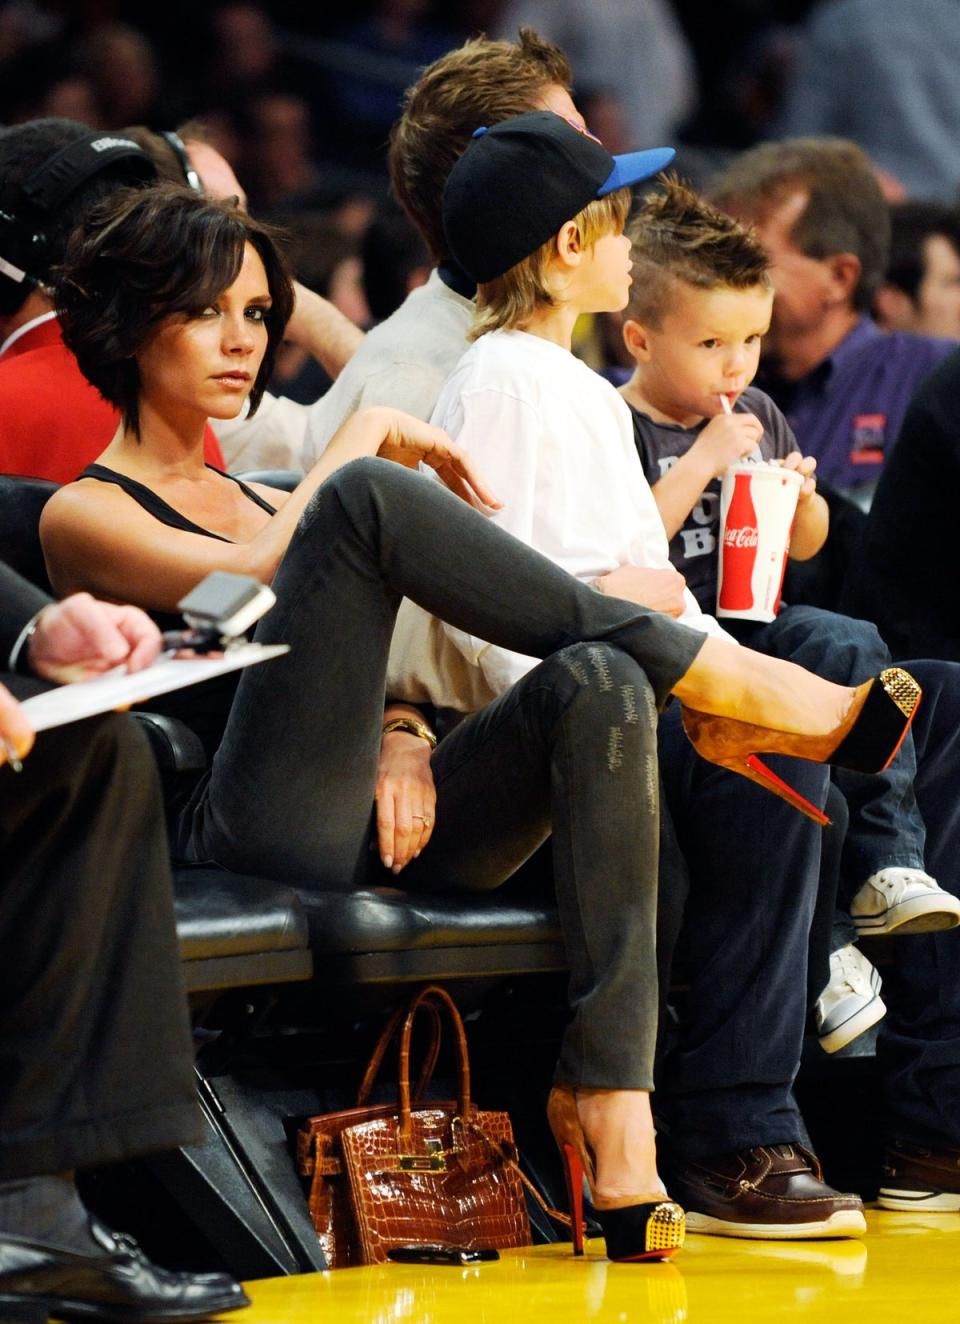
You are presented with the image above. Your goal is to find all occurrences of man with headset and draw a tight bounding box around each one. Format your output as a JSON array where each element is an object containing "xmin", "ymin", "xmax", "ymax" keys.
[
  {"xmin": 0, "ymin": 116, "xmax": 365, "ymax": 481},
  {"xmin": 0, "ymin": 561, "xmax": 250, "ymax": 1323},
  {"xmin": 0, "ymin": 117, "xmax": 231, "ymax": 482}
]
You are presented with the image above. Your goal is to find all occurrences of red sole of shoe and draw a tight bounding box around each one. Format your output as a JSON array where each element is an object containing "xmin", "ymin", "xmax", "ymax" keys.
[
  {"xmin": 611, "ymin": 1248, "xmax": 681, "ymax": 1262},
  {"xmin": 743, "ymin": 754, "xmax": 831, "ymax": 825},
  {"xmin": 879, "ymin": 692, "xmax": 921, "ymax": 772},
  {"xmin": 560, "ymin": 1141, "xmax": 586, "ymax": 1256}
]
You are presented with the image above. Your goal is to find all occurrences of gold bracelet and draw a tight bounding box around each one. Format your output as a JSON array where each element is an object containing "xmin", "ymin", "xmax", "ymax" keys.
[{"xmin": 382, "ymin": 717, "xmax": 438, "ymax": 749}]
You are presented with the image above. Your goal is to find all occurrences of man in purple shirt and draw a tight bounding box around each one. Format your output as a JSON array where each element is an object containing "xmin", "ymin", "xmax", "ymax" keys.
[{"xmin": 707, "ymin": 138, "xmax": 954, "ymax": 496}]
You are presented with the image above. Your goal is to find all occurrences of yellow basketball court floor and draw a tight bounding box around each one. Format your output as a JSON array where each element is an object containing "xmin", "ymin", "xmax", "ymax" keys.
[{"xmin": 235, "ymin": 1209, "xmax": 958, "ymax": 1323}]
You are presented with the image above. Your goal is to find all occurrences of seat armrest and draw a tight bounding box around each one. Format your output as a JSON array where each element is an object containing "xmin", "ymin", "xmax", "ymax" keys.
[{"xmin": 133, "ymin": 711, "xmax": 207, "ymax": 775}]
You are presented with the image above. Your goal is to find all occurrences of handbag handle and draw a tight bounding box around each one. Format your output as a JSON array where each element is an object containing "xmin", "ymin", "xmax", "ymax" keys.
[
  {"xmin": 398, "ymin": 984, "xmax": 471, "ymax": 1144},
  {"xmin": 356, "ymin": 999, "xmax": 442, "ymax": 1107}
]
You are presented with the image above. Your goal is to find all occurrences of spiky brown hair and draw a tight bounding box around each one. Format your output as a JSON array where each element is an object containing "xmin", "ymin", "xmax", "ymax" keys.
[{"xmin": 626, "ymin": 177, "xmax": 770, "ymax": 327}]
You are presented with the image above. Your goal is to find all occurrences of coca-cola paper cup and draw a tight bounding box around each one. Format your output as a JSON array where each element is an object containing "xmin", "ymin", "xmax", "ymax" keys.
[{"xmin": 716, "ymin": 462, "xmax": 803, "ymax": 622}]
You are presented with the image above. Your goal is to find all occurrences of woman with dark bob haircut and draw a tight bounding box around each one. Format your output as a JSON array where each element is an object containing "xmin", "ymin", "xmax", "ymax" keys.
[
  {"xmin": 61, "ymin": 183, "xmax": 295, "ymax": 440},
  {"xmin": 41, "ymin": 183, "xmax": 914, "ymax": 1262}
]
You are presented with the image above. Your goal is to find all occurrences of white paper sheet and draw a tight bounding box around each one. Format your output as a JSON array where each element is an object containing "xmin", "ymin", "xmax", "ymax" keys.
[{"xmin": 20, "ymin": 643, "xmax": 289, "ymax": 732}]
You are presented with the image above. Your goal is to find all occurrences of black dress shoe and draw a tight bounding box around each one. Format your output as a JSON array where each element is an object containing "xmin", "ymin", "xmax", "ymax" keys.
[{"xmin": 0, "ymin": 1218, "xmax": 250, "ymax": 1323}]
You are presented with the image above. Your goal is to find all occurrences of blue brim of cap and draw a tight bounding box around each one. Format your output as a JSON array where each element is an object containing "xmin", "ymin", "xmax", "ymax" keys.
[{"xmin": 598, "ymin": 146, "xmax": 676, "ymax": 196}]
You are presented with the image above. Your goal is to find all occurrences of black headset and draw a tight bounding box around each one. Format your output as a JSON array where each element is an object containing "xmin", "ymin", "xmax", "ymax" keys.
[
  {"xmin": 159, "ymin": 130, "xmax": 203, "ymax": 193},
  {"xmin": 0, "ymin": 131, "xmax": 156, "ymax": 297}
]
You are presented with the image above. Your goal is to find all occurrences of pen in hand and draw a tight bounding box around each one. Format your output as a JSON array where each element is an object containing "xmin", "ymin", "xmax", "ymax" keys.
[
  {"xmin": 1, "ymin": 736, "xmax": 23, "ymax": 773},
  {"xmin": 160, "ymin": 627, "xmax": 223, "ymax": 654}
]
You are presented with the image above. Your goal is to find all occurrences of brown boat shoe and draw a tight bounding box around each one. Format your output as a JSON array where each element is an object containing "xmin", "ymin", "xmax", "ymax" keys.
[
  {"xmin": 662, "ymin": 1143, "xmax": 866, "ymax": 1239},
  {"xmin": 879, "ymin": 1137, "xmax": 960, "ymax": 1211}
]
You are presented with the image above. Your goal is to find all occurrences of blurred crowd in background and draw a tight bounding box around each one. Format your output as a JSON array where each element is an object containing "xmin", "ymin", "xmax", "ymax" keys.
[{"xmin": 3, "ymin": 0, "xmax": 960, "ymax": 390}]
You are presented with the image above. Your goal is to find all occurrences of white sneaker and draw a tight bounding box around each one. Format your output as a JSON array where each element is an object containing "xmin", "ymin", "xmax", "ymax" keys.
[
  {"xmin": 850, "ymin": 869, "xmax": 960, "ymax": 936},
  {"xmin": 815, "ymin": 945, "xmax": 886, "ymax": 1054}
]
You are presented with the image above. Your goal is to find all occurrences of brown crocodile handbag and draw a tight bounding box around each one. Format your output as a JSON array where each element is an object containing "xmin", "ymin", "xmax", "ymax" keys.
[{"xmin": 297, "ymin": 984, "xmax": 532, "ymax": 1267}]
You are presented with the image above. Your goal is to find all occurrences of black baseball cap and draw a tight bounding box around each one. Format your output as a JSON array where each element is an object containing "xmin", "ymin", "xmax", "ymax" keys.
[{"xmin": 442, "ymin": 110, "xmax": 675, "ymax": 284}]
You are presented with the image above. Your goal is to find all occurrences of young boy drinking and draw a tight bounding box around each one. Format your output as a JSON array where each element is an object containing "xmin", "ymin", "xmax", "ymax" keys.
[
  {"xmin": 618, "ymin": 179, "xmax": 959, "ymax": 1045},
  {"xmin": 619, "ymin": 179, "xmax": 825, "ymax": 611}
]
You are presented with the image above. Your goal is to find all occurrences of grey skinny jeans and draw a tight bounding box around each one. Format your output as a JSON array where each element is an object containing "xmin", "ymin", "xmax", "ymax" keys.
[{"xmin": 176, "ymin": 458, "xmax": 705, "ymax": 1088}]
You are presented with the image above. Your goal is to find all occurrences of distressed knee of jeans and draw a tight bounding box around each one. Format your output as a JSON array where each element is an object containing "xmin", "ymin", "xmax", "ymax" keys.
[
  {"xmin": 558, "ymin": 649, "xmax": 592, "ymax": 688},
  {"xmin": 619, "ymin": 682, "xmax": 639, "ymax": 725},
  {"xmin": 604, "ymin": 730, "xmax": 658, "ymax": 806},
  {"xmin": 606, "ymin": 651, "xmax": 658, "ymax": 731},
  {"xmin": 586, "ymin": 644, "xmax": 615, "ymax": 692},
  {"xmin": 553, "ymin": 645, "xmax": 657, "ymax": 735}
]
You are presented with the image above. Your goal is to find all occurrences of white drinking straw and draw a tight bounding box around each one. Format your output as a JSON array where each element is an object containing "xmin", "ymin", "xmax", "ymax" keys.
[{"xmin": 720, "ymin": 392, "xmax": 764, "ymax": 461}]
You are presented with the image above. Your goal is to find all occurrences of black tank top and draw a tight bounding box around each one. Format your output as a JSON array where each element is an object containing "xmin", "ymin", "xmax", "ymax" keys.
[
  {"xmin": 79, "ymin": 462, "xmax": 278, "ymax": 537},
  {"xmin": 77, "ymin": 462, "xmax": 280, "ymax": 767}
]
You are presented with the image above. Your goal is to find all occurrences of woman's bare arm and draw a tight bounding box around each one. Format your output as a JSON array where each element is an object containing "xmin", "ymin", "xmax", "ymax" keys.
[{"xmin": 41, "ymin": 406, "xmax": 500, "ymax": 613}]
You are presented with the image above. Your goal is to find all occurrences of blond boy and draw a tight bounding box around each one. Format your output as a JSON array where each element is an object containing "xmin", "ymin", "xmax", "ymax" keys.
[{"xmin": 422, "ymin": 114, "xmax": 731, "ymax": 702}]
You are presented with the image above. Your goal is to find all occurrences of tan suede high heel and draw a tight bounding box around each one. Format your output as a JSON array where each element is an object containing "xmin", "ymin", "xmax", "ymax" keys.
[
  {"xmin": 680, "ymin": 666, "xmax": 922, "ymax": 825},
  {"xmin": 546, "ymin": 1086, "xmax": 685, "ymax": 1262}
]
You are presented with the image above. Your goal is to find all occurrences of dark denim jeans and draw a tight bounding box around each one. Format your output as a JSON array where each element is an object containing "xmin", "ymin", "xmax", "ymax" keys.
[
  {"xmin": 176, "ymin": 459, "xmax": 703, "ymax": 1089},
  {"xmin": 730, "ymin": 604, "xmax": 927, "ymax": 890},
  {"xmin": 877, "ymin": 658, "xmax": 960, "ymax": 1148},
  {"xmin": 654, "ymin": 703, "xmax": 829, "ymax": 1159}
]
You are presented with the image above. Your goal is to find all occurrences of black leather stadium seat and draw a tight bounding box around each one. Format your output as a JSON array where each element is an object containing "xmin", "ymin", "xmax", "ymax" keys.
[
  {"xmin": 300, "ymin": 886, "xmax": 565, "ymax": 985},
  {"xmin": 0, "ymin": 474, "xmax": 56, "ymax": 591},
  {"xmin": 175, "ymin": 867, "xmax": 313, "ymax": 992}
]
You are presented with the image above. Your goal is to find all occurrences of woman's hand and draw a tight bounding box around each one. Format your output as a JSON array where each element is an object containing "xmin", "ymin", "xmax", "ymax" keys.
[
  {"xmin": 375, "ymin": 726, "xmax": 437, "ymax": 874},
  {"xmin": 375, "ymin": 410, "xmax": 502, "ymax": 513}
]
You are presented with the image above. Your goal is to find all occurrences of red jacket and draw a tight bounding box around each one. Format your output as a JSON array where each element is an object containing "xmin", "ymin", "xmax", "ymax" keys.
[{"xmin": 0, "ymin": 315, "xmax": 226, "ymax": 482}]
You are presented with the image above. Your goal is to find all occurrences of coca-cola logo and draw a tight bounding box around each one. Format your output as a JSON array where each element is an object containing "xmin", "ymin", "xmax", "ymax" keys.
[{"xmin": 723, "ymin": 525, "xmax": 759, "ymax": 548}]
